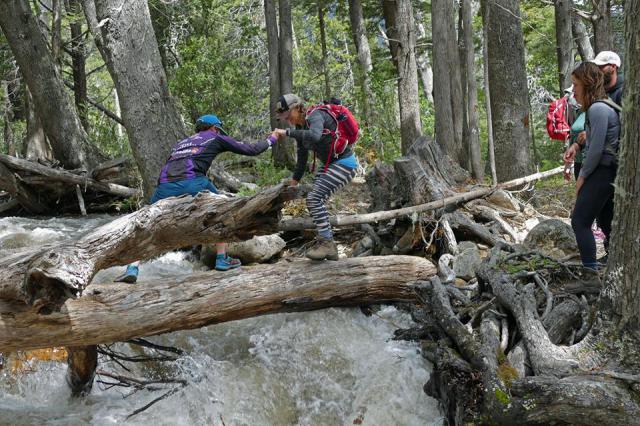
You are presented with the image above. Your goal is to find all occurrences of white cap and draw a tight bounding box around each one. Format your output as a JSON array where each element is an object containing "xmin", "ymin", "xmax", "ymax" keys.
[
  {"xmin": 563, "ymin": 84, "xmax": 573, "ymax": 93},
  {"xmin": 591, "ymin": 51, "xmax": 621, "ymax": 67}
]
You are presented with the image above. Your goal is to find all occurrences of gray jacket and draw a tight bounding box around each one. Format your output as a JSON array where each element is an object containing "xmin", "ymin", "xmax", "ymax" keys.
[
  {"xmin": 289, "ymin": 109, "xmax": 353, "ymax": 181},
  {"xmin": 580, "ymin": 101, "xmax": 621, "ymax": 179}
]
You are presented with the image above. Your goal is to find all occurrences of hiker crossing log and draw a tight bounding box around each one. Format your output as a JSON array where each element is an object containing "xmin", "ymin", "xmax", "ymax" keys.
[
  {"xmin": 0, "ymin": 184, "xmax": 301, "ymax": 310},
  {"xmin": 0, "ymin": 256, "xmax": 436, "ymax": 352}
]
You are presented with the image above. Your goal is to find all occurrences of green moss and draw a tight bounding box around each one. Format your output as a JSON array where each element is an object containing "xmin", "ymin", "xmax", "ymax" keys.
[
  {"xmin": 497, "ymin": 363, "xmax": 519, "ymax": 388},
  {"xmin": 495, "ymin": 388, "xmax": 511, "ymax": 405}
]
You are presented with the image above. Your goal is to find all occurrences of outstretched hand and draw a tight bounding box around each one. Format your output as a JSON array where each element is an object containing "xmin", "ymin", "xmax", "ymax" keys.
[{"xmin": 273, "ymin": 128, "xmax": 287, "ymax": 139}]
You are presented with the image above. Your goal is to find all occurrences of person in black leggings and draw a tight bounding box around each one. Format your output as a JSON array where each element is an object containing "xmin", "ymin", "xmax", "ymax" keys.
[{"xmin": 569, "ymin": 62, "xmax": 621, "ymax": 269}]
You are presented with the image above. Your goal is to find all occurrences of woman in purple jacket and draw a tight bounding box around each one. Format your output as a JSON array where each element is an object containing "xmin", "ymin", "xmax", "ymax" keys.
[{"xmin": 116, "ymin": 114, "xmax": 277, "ymax": 283}]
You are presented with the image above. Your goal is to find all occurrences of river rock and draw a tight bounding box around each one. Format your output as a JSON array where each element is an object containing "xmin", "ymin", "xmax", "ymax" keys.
[
  {"xmin": 523, "ymin": 219, "xmax": 577, "ymax": 259},
  {"xmin": 226, "ymin": 234, "xmax": 286, "ymax": 264},
  {"xmin": 454, "ymin": 241, "xmax": 482, "ymax": 280}
]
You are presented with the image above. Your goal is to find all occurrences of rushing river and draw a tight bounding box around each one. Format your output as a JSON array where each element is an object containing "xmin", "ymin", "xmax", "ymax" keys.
[{"xmin": 0, "ymin": 215, "xmax": 442, "ymax": 425}]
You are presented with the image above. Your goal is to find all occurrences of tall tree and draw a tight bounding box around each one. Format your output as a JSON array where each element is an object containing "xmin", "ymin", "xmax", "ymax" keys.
[
  {"xmin": 482, "ymin": 4, "xmax": 497, "ymax": 185},
  {"xmin": 348, "ymin": 0, "xmax": 374, "ymax": 125},
  {"xmin": 0, "ymin": 0, "xmax": 97, "ymax": 169},
  {"xmin": 461, "ymin": 0, "xmax": 483, "ymax": 180},
  {"xmin": 415, "ymin": 15, "xmax": 434, "ymax": 104},
  {"xmin": 554, "ymin": 0, "xmax": 574, "ymax": 93},
  {"xmin": 432, "ymin": 0, "xmax": 464, "ymax": 163},
  {"xmin": 66, "ymin": 0, "xmax": 89, "ymax": 130},
  {"xmin": 591, "ymin": 0, "xmax": 613, "ymax": 52},
  {"xmin": 85, "ymin": 0, "xmax": 186, "ymax": 198},
  {"xmin": 605, "ymin": 0, "xmax": 639, "ymax": 328},
  {"xmin": 382, "ymin": 0, "xmax": 422, "ymax": 153},
  {"xmin": 484, "ymin": 0, "xmax": 532, "ymax": 182},
  {"xmin": 23, "ymin": 88, "xmax": 53, "ymax": 162},
  {"xmin": 317, "ymin": 0, "xmax": 331, "ymax": 100}
]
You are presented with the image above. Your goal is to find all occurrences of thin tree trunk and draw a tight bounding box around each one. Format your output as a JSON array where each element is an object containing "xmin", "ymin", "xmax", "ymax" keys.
[
  {"xmin": 264, "ymin": 0, "xmax": 280, "ymax": 133},
  {"xmin": 66, "ymin": 0, "xmax": 89, "ymax": 130},
  {"xmin": 555, "ymin": 0, "xmax": 574, "ymax": 93},
  {"xmin": 0, "ymin": 0, "xmax": 97, "ymax": 169},
  {"xmin": 383, "ymin": 0, "xmax": 422, "ymax": 154},
  {"xmin": 592, "ymin": 0, "xmax": 613, "ymax": 53},
  {"xmin": 461, "ymin": 0, "xmax": 483, "ymax": 181},
  {"xmin": 278, "ymin": 0, "xmax": 293, "ymax": 94},
  {"xmin": 482, "ymin": 0, "xmax": 498, "ymax": 185},
  {"xmin": 1, "ymin": 81, "xmax": 15, "ymax": 157},
  {"xmin": 348, "ymin": 0, "xmax": 375, "ymax": 124},
  {"xmin": 317, "ymin": 0, "xmax": 331, "ymax": 99},
  {"xmin": 448, "ymin": 1, "xmax": 465, "ymax": 165},
  {"xmin": 85, "ymin": 0, "xmax": 187, "ymax": 199},
  {"xmin": 51, "ymin": 0, "xmax": 63, "ymax": 66},
  {"xmin": 572, "ymin": 13, "xmax": 595, "ymax": 61},
  {"xmin": 415, "ymin": 11, "xmax": 434, "ymax": 104},
  {"xmin": 485, "ymin": 0, "xmax": 532, "ymax": 182}
]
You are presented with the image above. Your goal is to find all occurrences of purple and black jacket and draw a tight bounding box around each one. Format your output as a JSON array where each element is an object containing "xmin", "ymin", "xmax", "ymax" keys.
[{"xmin": 158, "ymin": 130, "xmax": 273, "ymax": 184}]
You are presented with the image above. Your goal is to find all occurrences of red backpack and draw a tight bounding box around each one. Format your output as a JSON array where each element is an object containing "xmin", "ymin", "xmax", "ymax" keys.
[
  {"xmin": 306, "ymin": 103, "xmax": 360, "ymax": 171},
  {"xmin": 546, "ymin": 95, "xmax": 571, "ymax": 141}
]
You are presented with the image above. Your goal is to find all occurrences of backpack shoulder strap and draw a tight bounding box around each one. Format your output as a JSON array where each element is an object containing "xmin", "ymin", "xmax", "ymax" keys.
[{"xmin": 596, "ymin": 97, "xmax": 622, "ymax": 113}]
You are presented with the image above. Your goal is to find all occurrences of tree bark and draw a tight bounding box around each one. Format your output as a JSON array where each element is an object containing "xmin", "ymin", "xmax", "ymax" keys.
[
  {"xmin": 602, "ymin": 0, "xmax": 639, "ymax": 326},
  {"xmin": 348, "ymin": 0, "xmax": 375, "ymax": 125},
  {"xmin": 66, "ymin": 0, "xmax": 89, "ymax": 130},
  {"xmin": 23, "ymin": 88, "xmax": 53, "ymax": 163},
  {"xmin": 485, "ymin": 0, "xmax": 533, "ymax": 182},
  {"xmin": 66, "ymin": 345, "xmax": 97, "ymax": 396},
  {"xmin": 414, "ymin": 16, "xmax": 434, "ymax": 104},
  {"xmin": 432, "ymin": 0, "xmax": 461, "ymax": 162},
  {"xmin": 481, "ymin": 1, "xmax": 497, "ymax": 185},
  {"xmin": 264, "ymin": 0, "xmax": 280, "ymax": 133},
  {"xmin": 1, "ymin": 80, "xmax": 15, "ymax": 157},
  {"xmin": 461, "ymin": 0, "xmax": 483, "ymax": 181},
  {"xmin": 591, "ymin": 0, "xmax": 613, "ymax": 53},
  {"xmin": 317, "ymin": 0, "xmax": 331, "ymax": 99},
  {"xmin": 554, "ymin": 0, "xmax": 574, "ymax": 93},
  {"xmin": 51, "ymin": 0, "xmax": 63, "ymax": 66},
  {"xmin": 0, "ymin": 256, "xmax": 436, "ymax": 352},
  {"xmin": 572, "ymin": 13, "xmax": 594, "ymax": 61},
  {"xmin": 383, "ymin": 0, "xmax": 422, "ymax": 154},
  {"xmin": 86, "ymin": 0, "xmax": 186, "ymax": 199},
  {"xmin": 0, "ymin": 0, "xmax": 97, "ymax": 169},
  {"xmin": 0, "ymin": 162, "xmax": 48, "ymax": 214}
]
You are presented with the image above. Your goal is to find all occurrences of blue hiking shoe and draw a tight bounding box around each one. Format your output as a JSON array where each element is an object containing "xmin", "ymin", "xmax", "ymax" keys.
[
  {"xmin": 114, "ymin": 265, "xmax": 139, "ymax": 284},
  {"xmin": 215, "ymin": 256, "xmax": 241, "ymax": 271}
]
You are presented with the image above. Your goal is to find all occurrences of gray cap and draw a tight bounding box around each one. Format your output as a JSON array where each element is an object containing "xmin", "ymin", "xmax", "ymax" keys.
[{"xmin": 276, "ymin": 93, "xmax": 303, "ymax": 113}]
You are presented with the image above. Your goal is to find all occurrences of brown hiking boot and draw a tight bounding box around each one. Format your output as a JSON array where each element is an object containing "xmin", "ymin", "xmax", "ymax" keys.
[{"xmin": 306, "ymin": 237, "xmax": 339, "ymax": 261}]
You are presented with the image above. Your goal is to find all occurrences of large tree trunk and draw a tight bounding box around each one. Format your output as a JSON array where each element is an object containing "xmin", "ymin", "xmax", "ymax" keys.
[
  {"xmin": 1, "ymin": 184, "xmax": 297, "ymax": 309},
  {"xmin": 23, "ymin": 88, "xmax": 53, "ymax": 163},
  {"xmin": 461, "ymin": 0, "xmax": 483, "ymax": 181},
  {"xmin": 432, "ymin": 0, "xmax": 463, "ymax": 163},
  {"xmin": 603, "ymin": 0, "xmax": 639, "ymax": 327},
  {"xmin": 485, "ymin": 0, "xmax": 532, "ymax": 182},
  {"xmin": 572, "ymin": 13, "xmax": 595, "ymax": 61},
  {"xmin": 0, "ymin": 255, "xmax": 436, "ymax": 353},
  {"xmin": 0, "ymin": 0, "xmax": 97, "ymax": 169},
  {"xmin": 554, "ymin": 0, "xmax": 574, "ymax": 93},
  {"xmin": 383, "ymin": 0, "xmax": 422, "ymax": 154},
  {"xmin": 348, "ymin": 0, "xmax": 375, "ymax": 125},
  {"xmin": 592, "ymin": 0, "xmax": 613, "ymax": 53},
  {"xmin": 85, "ymin": 0, "xmax": 186, "ymax": 199}
]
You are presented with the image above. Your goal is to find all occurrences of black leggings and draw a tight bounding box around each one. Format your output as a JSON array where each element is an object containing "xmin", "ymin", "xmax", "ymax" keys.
[{"xmin": 571, "ymin": 166, "xmax": 616, "ymax": 266}]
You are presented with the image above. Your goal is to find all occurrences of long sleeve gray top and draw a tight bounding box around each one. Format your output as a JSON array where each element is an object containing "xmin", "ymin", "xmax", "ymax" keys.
[
  {"xmin": 579, "ymin": 102, "xmax": 621, "ymax": 179},
  {"xmin": 288, "ymin": 109, "xmax": 353, "ymax": 181}
]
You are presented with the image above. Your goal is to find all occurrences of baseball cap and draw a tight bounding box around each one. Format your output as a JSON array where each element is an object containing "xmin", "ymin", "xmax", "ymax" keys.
[
  {"xmin": 196, "ymin": 114, "xmax": 227, "ymax": 135},
  {"xmin": 591, "ymin": 51, "xmax": 621, "ymax": 67},
  {"xmin": 276, "ymin": 94, "xmax": 303, "ymax": 113}
]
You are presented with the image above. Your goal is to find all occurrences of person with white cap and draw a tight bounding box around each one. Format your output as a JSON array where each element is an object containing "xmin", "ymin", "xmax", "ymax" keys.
[
  {"xmin": 115, "ymin": 114, "xmax": 279, "ymax": 283},
  {"xmin": 590, "ymin": 51, "xmax": 624, "ymax": 105}
]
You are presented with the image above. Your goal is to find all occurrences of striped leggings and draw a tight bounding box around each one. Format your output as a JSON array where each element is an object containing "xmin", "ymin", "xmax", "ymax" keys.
[{"xmin": 307, "ymin": 162, "xmax": 356, "ymax": 239}]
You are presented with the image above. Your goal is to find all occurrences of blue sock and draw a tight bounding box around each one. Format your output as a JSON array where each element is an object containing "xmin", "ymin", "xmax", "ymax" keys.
[{"xmin": 216, "ymin": 253, "xmax": 225, "ymax": 259}]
